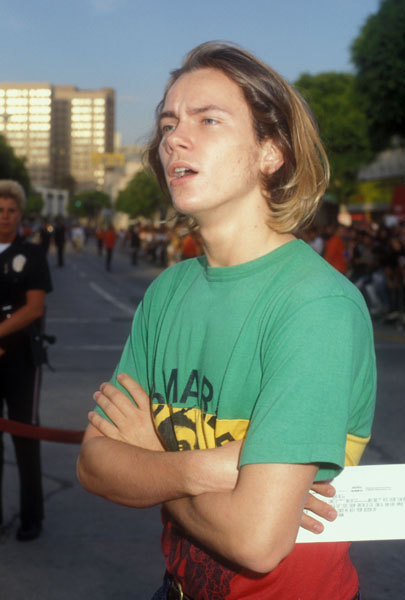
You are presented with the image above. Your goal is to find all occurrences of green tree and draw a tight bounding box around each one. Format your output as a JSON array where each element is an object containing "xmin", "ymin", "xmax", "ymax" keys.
[
  {"xmin": 351, "ymin": 0, "xmax": 405, "ymax": 151},
  {"xmin": 25, "ymin": 190, "xmax": 44, "ymax": 216},
  {"xmin": 0, "ymin": 134, "xmax": 31, "ymax": 193},
  {"xmin": 68, "ymin": 189, "xmax": 111, "ymax": 219},
  {"xmin": 295, "ymin": 72, "xmax": 372, "ymax": 202},
  {"xmin": 116, "ymin": 168, "xmax": 167, "ymax": 218},
  {"xmin": 56, "ymin": 173, "xmax": 77, "ymax": 200}
]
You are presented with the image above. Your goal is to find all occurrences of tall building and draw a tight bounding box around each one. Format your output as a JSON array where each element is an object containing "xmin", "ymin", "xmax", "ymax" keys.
[
  {"xmin": 0, "ymin": 83, "xmax": 53, "ymax": 186},
  {"xmin": 0, "ymin": 82, "xmax": 114, "ymax": 191},
  {"xmin": 53, "ymin": 86, "xmax": 114, "ymax": 190}
]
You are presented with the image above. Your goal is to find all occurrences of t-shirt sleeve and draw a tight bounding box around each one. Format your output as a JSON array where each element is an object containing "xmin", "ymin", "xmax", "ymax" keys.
[{"xmin": 239, "ymin": 295, "xmax": 376, "ymax": 481}]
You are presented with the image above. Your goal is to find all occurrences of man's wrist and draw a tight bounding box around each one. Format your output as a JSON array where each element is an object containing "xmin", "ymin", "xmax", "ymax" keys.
[{"xmin": 180, "ymin": 446, "xmax": 239, "ymax": 497}]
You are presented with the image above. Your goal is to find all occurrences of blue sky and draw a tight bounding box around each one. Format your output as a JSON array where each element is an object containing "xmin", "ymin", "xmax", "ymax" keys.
[{"xmin": 0, "ymin": 0, "xmax": 380, "ymax": 144}]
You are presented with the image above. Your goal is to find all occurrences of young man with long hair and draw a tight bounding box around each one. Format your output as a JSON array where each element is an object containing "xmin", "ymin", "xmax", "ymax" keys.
[{"xmin": 78, "ymin": 42, "xmax": 376, "ymax": 600}]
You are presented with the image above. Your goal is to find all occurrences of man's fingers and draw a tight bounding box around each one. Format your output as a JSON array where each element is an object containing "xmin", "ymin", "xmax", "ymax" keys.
[
  {"xmin": 310, "ymin": 481, "xmax": 336, "ymax": 498},
  {"xmin": 305, "ymin": 492, "xmax": 337, "ymax": 522},
  {"xmin": 300, "ymin": 513, "xmax": 324, "ymax": 534},
  {"xmin": 95, "ymin": 376, "xmax": 150, "ymax": 420},
  {"xmin": 88, "ymin": 411, "xmax": 120, "ymax": 441},
  {"xmin": 302, "ymin": 483, "xmax": 337, "ymax": 533},
  {"xmin": 94, "ymin": 391, "xmax": 129, "ymax": 428},
  {"xmin": 117, "ymin": 373, "xmax": 151, "ymax": 411},
  {"xmin": 98, "ymin": 381, "xmax": 140, "ymax": 416}
]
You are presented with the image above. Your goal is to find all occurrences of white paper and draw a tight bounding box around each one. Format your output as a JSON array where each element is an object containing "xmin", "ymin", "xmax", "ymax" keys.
[{"xmin": 296, "ymin": 464, "xmax": 405, "ymax": 543}]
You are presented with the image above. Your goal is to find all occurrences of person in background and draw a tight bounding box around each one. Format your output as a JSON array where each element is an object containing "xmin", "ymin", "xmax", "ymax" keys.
[
  {"xmin": 103, "ymin": 223, "xmax": 117, "ymax": 272},
  {"xmin": 96, "ymin": 227, "xmax": 104, "ymax": 256},
  {"xmin": 305, "ymin": 225, "xmax": 324, "ymax": 255},
  {"xmin": 181, "ymin": 230, "xmax": 201, "ymax": 260},
  {"xmin": 0, "ymin": 180, "xmax": 52, "ymax": 541},
  {"xmin": 71, "ymin": 222, "xmax": 85, "ymax": 252},
  {"xmin": 53, "ymin": 216, "xmax": 66, "ymax": 267},
  {"xmin": 129, "ymin": 224, "xmax": 141, "ymax": 266},
  {"xmin": 323, "ymin": 223, "xmax": 348, "ymax": 274},
  {"xmin": 38, "ymin": 219, "xmax": 52, "ymax": 255}
]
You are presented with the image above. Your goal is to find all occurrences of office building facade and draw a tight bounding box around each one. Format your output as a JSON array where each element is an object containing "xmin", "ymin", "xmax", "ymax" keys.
[
  {"xmin": 53, "ymin": 86, "xmax": 114, "ymax": 189},
  {"xmin": 0, "ymin": 82, "xmax": 53, "ymax": 186},
  {"xmin": 0, "ymin": 82, "xmax": 114, "ymax": 190}
]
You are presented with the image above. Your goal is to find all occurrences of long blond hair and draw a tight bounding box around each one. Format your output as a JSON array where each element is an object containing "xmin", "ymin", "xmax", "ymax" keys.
[{"xmin": 147, "ymin": 41, "xmax": 329, "ymax": 233}]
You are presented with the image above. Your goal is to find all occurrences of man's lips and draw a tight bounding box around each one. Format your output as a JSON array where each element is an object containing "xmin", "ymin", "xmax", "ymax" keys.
[
  {"xmin": 168, "ymin": 162, "xmax": 198, "ymax": 180},
  {"xmin": 170, "ymin": 173, "xmax": 198, "ymax": 188}
]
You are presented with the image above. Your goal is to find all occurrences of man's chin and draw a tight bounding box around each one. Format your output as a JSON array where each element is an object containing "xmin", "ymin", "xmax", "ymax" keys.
[{"xmin": 172, "ymin": 196, "xmax": 203, "ymax": 217}]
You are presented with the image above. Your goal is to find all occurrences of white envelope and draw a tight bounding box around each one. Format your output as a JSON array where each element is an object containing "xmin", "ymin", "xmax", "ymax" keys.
[{"xmin": 296, "ymin": 464, "xmax": 405, "ymax": 543}]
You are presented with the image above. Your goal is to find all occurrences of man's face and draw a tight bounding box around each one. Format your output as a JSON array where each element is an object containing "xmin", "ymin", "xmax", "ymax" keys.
[
  {"xmin": 158, "ymin": 68, "xmax": 267, "ymax": 223},
  {"xmin": 0, "ymin": 197, "xmax": 22, "ymax": 243}
]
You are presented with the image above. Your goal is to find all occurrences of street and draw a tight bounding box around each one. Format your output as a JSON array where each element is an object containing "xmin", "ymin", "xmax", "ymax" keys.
[{"xmin": 1, "ymin": 239, "xmax": 404, "ymax": 599}]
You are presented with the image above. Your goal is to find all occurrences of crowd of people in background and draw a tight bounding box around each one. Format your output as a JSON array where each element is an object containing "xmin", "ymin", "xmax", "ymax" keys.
[
  {"xmin": 125, "ymin": 223, "xmax": 203, "ymax": 267},
  {"xmin": 19, "ymin": 215, "xmax": 405, "ymax": 329},
  {"xmin": 301, "ymin": 219, "xmax": 405, "ymax": 328},
  {"xmin": 21, "ymin": 218, "xmax": 203, "ymax": 271}
]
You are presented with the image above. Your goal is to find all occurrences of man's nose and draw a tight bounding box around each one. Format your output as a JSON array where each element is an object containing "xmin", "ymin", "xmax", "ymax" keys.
[{"xmin": 165, "ymin": 122, "xmax": 192, "ymax": 152}]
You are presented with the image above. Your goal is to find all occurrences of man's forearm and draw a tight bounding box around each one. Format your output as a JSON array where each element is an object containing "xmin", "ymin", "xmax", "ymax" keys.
[
  {"xmin": 165, "ymin": 492, "xmax": 245, "ymax": 566},
  {"xmin": 164, "ymin": 490, "xmax": 281, "ymax": 572},
  {"xmin": 165, "ymin": 463, "xmax": 319, "ymax": 573},
  {"xmin": 77, "ymin": 436, "xmax": 240, "ymax": 508},
  {"xmin": 78, "ymin": 436, "xmax": 189, "ymax": 507}
]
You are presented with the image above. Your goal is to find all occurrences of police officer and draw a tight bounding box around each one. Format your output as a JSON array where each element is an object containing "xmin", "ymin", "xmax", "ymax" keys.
[{"xmin": 0, "ymin": 180, "xmax": 52, "ymax": 541}]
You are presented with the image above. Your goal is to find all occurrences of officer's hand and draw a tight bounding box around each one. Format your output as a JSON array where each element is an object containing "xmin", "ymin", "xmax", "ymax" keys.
[
  {"xmin": 0, "ymin": 347, "xmax": 5, "ymax": 357},
  {"xmin": 88, "ymin": 373, "xmax": 165, "ymax": 451},
  {"xmin": 301, "ymin": 481, "xmax": 337, "ymax": 533}
]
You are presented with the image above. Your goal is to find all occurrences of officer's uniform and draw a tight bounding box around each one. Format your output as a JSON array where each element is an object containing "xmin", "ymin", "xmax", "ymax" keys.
[{"xmin": 0, "ymin": 235, "xmax": 52, "ymax": 530}]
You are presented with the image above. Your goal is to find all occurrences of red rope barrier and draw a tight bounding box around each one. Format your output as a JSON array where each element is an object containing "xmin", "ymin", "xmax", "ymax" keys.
[{"xmin": 0, "ymin": 417, "xmax": 84, "ymax": 444}]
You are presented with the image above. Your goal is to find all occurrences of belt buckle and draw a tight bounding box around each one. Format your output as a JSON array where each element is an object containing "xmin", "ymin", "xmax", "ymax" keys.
[{"xmin": 174, "ymin": 580, "xmax": 184, "ymax": 600}]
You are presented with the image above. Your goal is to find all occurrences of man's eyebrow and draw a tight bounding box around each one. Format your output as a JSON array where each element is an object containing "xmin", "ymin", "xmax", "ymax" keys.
[
  {"xmin": 159, "ymin": 104, "xmax": 231, "ymax": 121},
  {"xmin": 159, "ymin": 110, "xmax": 176, "ymax": 122},
  {"xmin": 188, "ymin": 104, "xmax": 231, "ymax": 116}
]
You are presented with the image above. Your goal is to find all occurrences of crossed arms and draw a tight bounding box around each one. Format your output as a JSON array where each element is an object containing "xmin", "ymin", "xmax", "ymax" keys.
[{"xmin": 77, "ymin": 374, "xmax": 337, "ymax": 573}]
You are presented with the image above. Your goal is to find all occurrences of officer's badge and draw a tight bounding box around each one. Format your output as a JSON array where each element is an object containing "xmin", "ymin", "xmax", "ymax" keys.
[{"xmin": 12, "ymin": 254, "xmax": 26, "ymax": 273}]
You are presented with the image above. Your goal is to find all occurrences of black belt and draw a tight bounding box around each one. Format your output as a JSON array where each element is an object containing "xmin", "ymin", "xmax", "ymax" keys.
[{"xmin": 165, "ymin": 574, "xmax": 360, "ymax": 600}]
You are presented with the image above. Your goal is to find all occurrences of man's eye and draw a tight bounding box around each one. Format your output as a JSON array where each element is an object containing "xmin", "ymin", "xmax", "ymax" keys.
[
  {"xmin": 203, "ymin": 118, "xmax": 217, "ymax": 126},
  {"xmin": 161, "ymin": 124, "xmax": 175, "ymax": 134}
]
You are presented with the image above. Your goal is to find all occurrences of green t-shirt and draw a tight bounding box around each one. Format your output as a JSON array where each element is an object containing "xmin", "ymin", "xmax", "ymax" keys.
[{"xmin": 104, "ymin": 239, "xmax": 376, "ymax": 481}]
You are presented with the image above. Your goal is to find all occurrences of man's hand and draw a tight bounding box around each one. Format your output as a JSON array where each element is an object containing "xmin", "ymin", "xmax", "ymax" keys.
[
  {"xmin": 0, "ymin": 347, "xmax": 5, "ymax": 357},
  {"xmin": 301, "ymin": 481, "xmax": 337, "ymax": 533},
  {"xmin": 88, "ymin": 373, "xmax": 165, "ymax": 451},
  {"xmin": 86, "ymin": 373, "xmax": 337, "ymax": 533}
]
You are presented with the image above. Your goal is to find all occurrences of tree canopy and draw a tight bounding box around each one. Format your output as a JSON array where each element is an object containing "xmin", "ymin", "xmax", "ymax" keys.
[
  {"xmin": 116, "ymin": 168, "xmax": 167, "ymax": 218},
  {"xmin": 295, "ymin": 72, "xmax": 372, "ymax": 202},
  {"xmin": 0, "ymin": 134, "xmax": 31, "ymax": 193},
  {"xmin": 56, "ymin": 174, "xmax": 77, "ymax": 199},
  {"xmin": 25, "ymin": 190, "xmax": 44, "ymax": 216},
  {"xmin": 69, "ymin": 189, "xmax": 111, "ymax": 219},
  {"xmin": 351, "ymin": 0, "xmax": 405, "ymax": 151}
]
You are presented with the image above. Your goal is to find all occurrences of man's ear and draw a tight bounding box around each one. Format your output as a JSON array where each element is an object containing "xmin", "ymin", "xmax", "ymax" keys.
[{"xmin": 260, "ymin": 139, "xmax": 284, "ymax": 175}]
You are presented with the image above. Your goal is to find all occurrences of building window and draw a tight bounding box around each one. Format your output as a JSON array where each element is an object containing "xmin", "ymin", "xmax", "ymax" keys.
[{"xmin": 29, "ymin": 89, "xmax": 51, "ymax": 97}]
